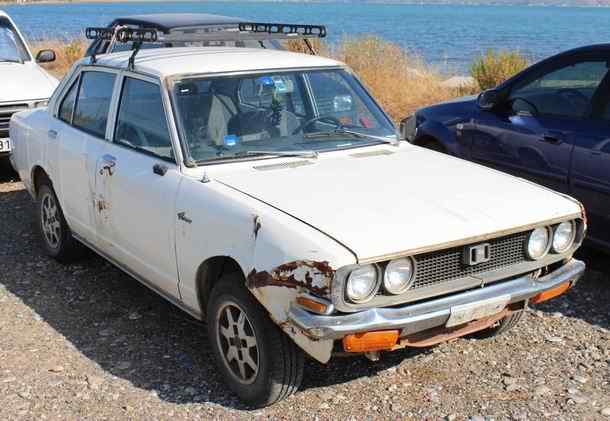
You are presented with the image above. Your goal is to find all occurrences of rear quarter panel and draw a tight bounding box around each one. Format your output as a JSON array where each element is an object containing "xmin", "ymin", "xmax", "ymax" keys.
[{"xmin": 9, "ymin": 108, "xmax": 57, "ymax": 197}]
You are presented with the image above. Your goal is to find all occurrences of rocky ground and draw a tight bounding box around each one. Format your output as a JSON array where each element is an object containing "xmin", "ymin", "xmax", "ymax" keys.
[{"xmin": 0, "ymin": 163, "xmax": 609, "ymax": 420}]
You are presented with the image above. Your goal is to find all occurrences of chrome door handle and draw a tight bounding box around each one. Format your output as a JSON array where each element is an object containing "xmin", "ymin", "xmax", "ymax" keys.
[
  {"xmin": 99, "ymin": 154, "xmax": 117, "ymax": 176},
  {"xmin": 48, "ymin": 130, "xmax": 58, "ymax": 139}
]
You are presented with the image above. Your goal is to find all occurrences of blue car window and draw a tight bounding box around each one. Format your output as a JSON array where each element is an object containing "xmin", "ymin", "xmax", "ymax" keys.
[{"xmin": 510, "ymin": 60, "xmax": 608, "ymax": 119}]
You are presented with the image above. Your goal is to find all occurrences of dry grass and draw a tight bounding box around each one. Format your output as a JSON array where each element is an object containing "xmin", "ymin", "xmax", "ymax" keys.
[
  {"xmin": 32, "ymin": 36, "xmax": 481, "ymax": 122},
  {"xmin": 470, "ymin": 49, "xmax": 528, "ymax": 90},
  {"xmin": 325, "ymin": 36, "xmax": 477, "ymax": 121}
]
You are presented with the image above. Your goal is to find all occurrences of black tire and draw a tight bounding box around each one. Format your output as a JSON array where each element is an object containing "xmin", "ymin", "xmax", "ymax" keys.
[
  {"xmin": 420, "ymin": 139, "xmax": 446, "ymax": 153},
  {"xmin": 472, "ymin": 310, "xmax": 525, "ymax": 339},
  {"xmin": 36, "ymin": 181, "xmax": 84, "ymax": 263},
  {"xmin": 207, "ymin": 273, "xmax": 304, "ymax": 407}
]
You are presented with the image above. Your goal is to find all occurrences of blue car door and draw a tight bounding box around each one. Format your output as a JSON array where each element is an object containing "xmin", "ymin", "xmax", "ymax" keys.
[
  {"xmin": 471, "ymin": 55, "xmax": 610, "ymax": 196},
  {"xmin": 570, "ymin": 84, "xmax": 610, "ymax": 249}
]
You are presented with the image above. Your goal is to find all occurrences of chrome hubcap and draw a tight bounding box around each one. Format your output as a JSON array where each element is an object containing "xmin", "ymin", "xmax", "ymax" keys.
[
  {"xmin": 216, "ymin": 303, "xmax": 259, "ymax": 384},
  {"xmin": 41, "ymin": 192, "xmax": 61, "ymax": 249}
]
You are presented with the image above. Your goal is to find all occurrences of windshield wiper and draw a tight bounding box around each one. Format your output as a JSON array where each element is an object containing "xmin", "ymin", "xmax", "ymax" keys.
[
  {"xmin": 304, "ymin": 128, "xmax": 399, "ymax": 146},
  {"xmin": 0, "ymin": 57, "xmax": 23, "ymax": 64},
  {"xmin": 239, "ymin": 150, "xmax": 319, "ymax": 159}
]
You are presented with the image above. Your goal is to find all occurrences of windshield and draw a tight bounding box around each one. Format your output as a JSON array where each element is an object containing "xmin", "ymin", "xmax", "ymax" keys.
[
  {"xmin": 0, "ymin": 18, "xmax": 29, "ymax": 62},
  {"xmin": 172, "ymin": 69, "xmax": 395, "ymax": 163}
]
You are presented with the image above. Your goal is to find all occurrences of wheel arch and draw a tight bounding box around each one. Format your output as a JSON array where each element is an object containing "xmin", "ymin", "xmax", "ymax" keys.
[
  {"xmin": 196, "ymin": 255, "xmax": 245, "ymax": 317},
  {"xmin": 31, "ymin": 165, "xmax": 51, "ymax": 195}
]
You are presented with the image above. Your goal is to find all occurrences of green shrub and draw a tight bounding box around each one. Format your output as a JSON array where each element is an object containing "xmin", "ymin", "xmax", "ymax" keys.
[{"xmin": 470, "ymin": 49, "xmax": 528, "ymax": 90}]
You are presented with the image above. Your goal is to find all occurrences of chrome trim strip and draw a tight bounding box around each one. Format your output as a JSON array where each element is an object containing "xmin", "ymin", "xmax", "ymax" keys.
[
  {"xmin": 289, "ymin": 258, "xmax": 585, "ymax": 340},
  {"xmin": 358, "ymin": 214, "xmax": 582, "ymax": 264},
  {"xmin": 73, "ymin": 234, "xmax": 203, "ymax": 321}
]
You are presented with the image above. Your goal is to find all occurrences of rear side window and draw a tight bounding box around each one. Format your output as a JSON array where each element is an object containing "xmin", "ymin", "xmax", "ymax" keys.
[
  {"xmin": 73, "ymin": 71, "xmax": 116, "ymax": 138},
  {"xmin": 59, "ymin": 78, "xmax": 79, "ymax": 123},
  {"xmin": 114, "ymin": 77, "xmax": 173, "ymax": 161}
]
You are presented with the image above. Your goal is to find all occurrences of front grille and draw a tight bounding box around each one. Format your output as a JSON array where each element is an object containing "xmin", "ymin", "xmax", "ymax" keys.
[
  {"xmin": 0, "ymin": 104, "xmax": 28, "ymax": 136},
  {"xmin": 412, "ymin": 231, "xmax": 530, "ymax": 290}
]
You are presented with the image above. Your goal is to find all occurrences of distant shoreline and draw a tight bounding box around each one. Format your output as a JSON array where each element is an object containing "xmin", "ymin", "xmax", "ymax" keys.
[{"xmin": 2, "ymin": 0, "xmax": 610, "ymax": 8}]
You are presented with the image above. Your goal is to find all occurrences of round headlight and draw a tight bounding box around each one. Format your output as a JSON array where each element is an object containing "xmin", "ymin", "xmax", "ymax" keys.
[
  {"xmin": 527, "ymin": 227, "xmax": 551, "ymax": 260},
  {"xmin": 383, "ymin": 258, "xmax": 415, "ymax": 295},
  {"xmin": 345, "ymin": 265, "xmax": 379, "ymax": 303},
  {"xmin": 552, "ymin": 221, "xmax": 575, "ymax": 253}
]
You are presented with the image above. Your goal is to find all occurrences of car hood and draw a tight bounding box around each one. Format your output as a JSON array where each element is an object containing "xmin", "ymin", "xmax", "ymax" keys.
[
  {"xmin": 215, "ymin": 145, "xmax": 581, "ymax": 262},
  {"xmin": 0, "ymin": 62, "xmax": 58, "ymax": 103}
]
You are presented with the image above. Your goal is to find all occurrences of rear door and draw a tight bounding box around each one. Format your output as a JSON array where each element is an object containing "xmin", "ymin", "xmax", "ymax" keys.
[
  {"xmin": 471, "ymin": 55, "xmax": 610, "ymax": 194},
  {"xmin": 93, "ymin": 73, "xmax": 182, "ymax": 298},
  {"xmin": 52, "ymin": 69, "xmax": 117, "ymax": 243}
]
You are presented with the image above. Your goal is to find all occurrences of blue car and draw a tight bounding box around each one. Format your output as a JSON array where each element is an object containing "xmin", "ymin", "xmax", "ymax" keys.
[{"xmin": 401, "ymin": 44, "xmax": 610, "ymax": 252}]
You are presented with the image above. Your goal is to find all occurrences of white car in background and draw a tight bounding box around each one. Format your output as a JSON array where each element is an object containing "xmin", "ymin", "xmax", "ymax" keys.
[
  {"xmin": 9, "ymin": 24, "xmax": 586, "ymax": 407},
  {"xmin": 0, "ymin": 10, "xmax": 57, "ymax": 162}
]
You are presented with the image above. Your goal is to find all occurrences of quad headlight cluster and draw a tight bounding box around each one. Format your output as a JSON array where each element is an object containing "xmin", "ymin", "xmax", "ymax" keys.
[
  {"xmin": 526, "ymin": 221, "xmax": 576, "ymax": 260},
  {"xmin": 345, "ymin": 257, "xmax": 416, "ymax": 304}
]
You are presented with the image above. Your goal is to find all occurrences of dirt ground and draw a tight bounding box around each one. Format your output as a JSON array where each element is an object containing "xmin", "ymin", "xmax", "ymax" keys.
[{"xmin": 0, "ymin": 162, "xmax": 609, "ymax": 420}]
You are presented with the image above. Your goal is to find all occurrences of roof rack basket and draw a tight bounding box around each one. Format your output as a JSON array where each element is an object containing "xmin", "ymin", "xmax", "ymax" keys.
[{"xmin": 85, "ymin": 22, "xmax": 327, "ymax": 70}]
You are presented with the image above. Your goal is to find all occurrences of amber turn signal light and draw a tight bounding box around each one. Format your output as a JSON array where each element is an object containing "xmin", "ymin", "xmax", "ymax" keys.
[
  {"xmin": 343, "ymin": 330, "xmax": 399, "ymax": 353},
  {"xmin": 530, "ymin": 281, "xmax": 571, "ymax": 304},
  {"xmin": 296, "ymin": 296, "xmax": 329, "ymax": 315}
]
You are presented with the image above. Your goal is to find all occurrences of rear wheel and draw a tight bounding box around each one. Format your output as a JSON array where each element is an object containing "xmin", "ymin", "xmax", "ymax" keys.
[
  {"xmin": 36, "ymin": 182, "xmax": 84, "ymax": 263},
  {"xmin": 472, "ymin": 310, "xmax": 525, "ymax": 339},
  {"xmin": 207, "ymin": 274, "xmax": 304, "ymax": 407}
]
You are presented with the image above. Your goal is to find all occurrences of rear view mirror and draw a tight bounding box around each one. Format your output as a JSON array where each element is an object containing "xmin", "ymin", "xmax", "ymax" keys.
[
  {"xmin": 333, "ymin": 94, "xmax": 353, "ymax": 112},
  {"xmin": 477, "ymin": 89, "xmax": 500, "ymax": 110},
  {"xmin": 36, "ymin": 49, "xmax": 56, "ymax": 64}
]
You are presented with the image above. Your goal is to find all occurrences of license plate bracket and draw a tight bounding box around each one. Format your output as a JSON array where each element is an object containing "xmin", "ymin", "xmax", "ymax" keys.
[{"xmin": 446, "ymin": 295, "xmax": 510, "ymax": 328}]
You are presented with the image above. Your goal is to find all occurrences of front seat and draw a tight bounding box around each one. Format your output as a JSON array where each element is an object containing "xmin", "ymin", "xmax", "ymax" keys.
[{"xmin": 207, "ymin": 93, "xmax": 238, "ymax": 146}]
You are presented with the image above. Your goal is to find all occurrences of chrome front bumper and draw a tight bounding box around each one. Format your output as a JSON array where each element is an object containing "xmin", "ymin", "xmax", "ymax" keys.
[{"xmin": 288, "ymin": 258, "xmax": 585, "ymax": 340}]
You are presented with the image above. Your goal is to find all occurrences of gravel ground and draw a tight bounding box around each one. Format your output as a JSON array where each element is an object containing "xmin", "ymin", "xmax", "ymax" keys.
[{"xmin": 1, "ymin": 163, "xmax": 609, "ymax": 420}]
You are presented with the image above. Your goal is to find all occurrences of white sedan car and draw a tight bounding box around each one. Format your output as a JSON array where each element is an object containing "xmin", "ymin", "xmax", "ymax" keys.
[
  {"xmin": 0, "ymin": 10, "xmax": 58, "ymax": 161},
  {"xmin": 10, "ymin": 27, "xmax": 586, "ymax": 406}
]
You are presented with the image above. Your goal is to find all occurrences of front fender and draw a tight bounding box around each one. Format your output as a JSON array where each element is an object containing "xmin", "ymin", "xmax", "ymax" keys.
[
  {"xmin": 246, "ymin": 206, "xmax": 355, "ymax": 363},
  {"xmin": 176, "ymin": 177, "xmax": 355, "ymax": 363},
  {"xmin": 415, "ymin": 119, "xmax": 461, "ymax": 155}
]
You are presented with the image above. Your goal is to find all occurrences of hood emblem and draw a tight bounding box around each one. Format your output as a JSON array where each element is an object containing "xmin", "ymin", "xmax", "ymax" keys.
[{"xmin": 464, "ymin": 243, "xmax": 491, "ymax": 266}]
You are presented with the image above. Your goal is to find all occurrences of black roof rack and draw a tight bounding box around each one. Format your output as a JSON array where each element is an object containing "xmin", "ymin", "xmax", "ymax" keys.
[{"xmin": 85, "ymin": 21, "xmax": 326, "ymax": 69}]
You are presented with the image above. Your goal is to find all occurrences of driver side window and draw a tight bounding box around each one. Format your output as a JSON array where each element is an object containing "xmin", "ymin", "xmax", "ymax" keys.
[{"xmin": 510, "ymin": 60, "xmax": 608, "ymax": 119}]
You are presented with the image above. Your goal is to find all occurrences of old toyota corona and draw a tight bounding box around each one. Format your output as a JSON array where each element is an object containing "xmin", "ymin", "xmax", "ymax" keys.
[{"xmin": 9, "ymin": 23, "xmax": 586, "ymax": 407}]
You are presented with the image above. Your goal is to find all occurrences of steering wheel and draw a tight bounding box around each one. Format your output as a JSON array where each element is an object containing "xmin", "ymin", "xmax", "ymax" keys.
[
  {"xmin": 510, "ymin": 97, "xmax": 540, "ymax": 116},
  {"xmin": 291, "ymin": 115, "xmax": 343, "ymax": 135}
]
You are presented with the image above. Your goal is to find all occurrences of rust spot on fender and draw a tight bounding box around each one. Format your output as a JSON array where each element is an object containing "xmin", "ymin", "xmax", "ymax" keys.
[{"xmin": 247, "ymin": 260, "xmax": 334, "ymax": 296}]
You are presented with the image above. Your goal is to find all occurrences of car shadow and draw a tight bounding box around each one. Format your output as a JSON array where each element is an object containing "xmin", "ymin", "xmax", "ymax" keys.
[
  {"xmin": 0, "ymin": 158, "xmax": 19, "ymax": 183},
  {"xmin": 529, "ymin": 246, "xmax": 610, "ymax": 331},
  {"xmin": 0, "ymin": 186, "xmax": 424, "ymax": 410}
]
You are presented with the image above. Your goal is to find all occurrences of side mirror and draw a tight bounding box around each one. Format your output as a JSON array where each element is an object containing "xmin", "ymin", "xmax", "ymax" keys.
[
  {"xmin": 36, "ymin": 49, "xmax": 56, "ymax": 64},
  {"xmin": 477, "ymin": 89, "xmax": 500, "ymax": 110}
]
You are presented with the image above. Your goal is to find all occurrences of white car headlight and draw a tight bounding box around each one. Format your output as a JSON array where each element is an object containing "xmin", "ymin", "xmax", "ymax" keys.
[
  {"xmin": 527, "ymin": 227, "xmax": 551, "ymax": 260},
  {"xmin": 552, "ymin": 221, "xmax": 575, "ymax": 253},
  {"xmin": 383, "ymin": 258, "xmax": 415, "ymax": 295},
  {"xmin": 345, "ymin": 265, "xmax": 379, "ymax": 303}
]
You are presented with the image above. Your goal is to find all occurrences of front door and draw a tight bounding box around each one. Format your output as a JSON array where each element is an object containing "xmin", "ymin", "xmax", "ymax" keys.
[
  {"xmin": 570, "ymin": 100, "xmax": 610, "ymax": 248},
  {"xmin": 471, "ymin": 56, "xmax": 610, "ymax": 195},
  {"xmin": 93, "ymin": 74, "xmax": 181, "ymax": 297}
]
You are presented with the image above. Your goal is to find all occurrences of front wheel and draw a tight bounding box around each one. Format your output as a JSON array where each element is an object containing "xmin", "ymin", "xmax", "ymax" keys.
[{"xmin": 207, "ymin": 274, "xmax": 304, "ymax": 407}]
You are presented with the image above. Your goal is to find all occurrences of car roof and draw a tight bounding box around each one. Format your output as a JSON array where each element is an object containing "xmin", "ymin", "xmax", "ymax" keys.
[
  {"xmin": 89, "ymin": 47, "xmax": 343, "ymax": 78},
  {"xmin": 109, "ymin": 13, "xmax": 244, "ymax": 32}
]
